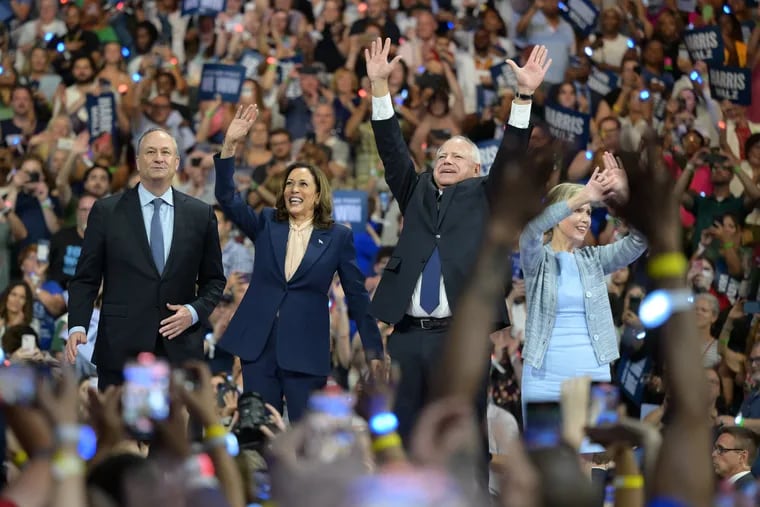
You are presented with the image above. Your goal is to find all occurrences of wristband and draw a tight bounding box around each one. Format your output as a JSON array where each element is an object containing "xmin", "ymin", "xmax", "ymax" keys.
[
  {"xmin": 647, "ymin": 252, "xmax": 688, "ymax": 279},
  {"xmin": 51, "ymin": 451, "xmax": 85, "ymax": 479},
  {"xmin": 722, "ymin": 241, "xmax": 735, "ymax": 249},
  {"xmin": 11, "ymin": 450, "xmax": 28, "ymax": 468},
  {"xmin": 204, "ymin": 423, "xmax": 227, "ymax": 441},
  {"xmin": 249, "ymin": 181, "xmax": 259, "ymax": 191},
  {"xmin": 515, "ymin": 92, "xmax": 533, "ymax": 101},
  {"xmin": 638, "ymin": 288, "xmax": 694, "ymax": 328},
  {"xmin": 369, "ymin": 412, "xmax": 398, "ymax": 435},
  {"xmin": 735, "ymin": 414, "xmax": 745, "ymax": 427},
  {"xmin": 40, "ymin": 198, "xmax": 52, "ymax": 209},
  {"xmin": 56, "ymin": 424, "xmax": 81, "ymax": 446},
  {"xmin": 614, "ymin": 474, "xmax": 644, "ymax": 489},
  {"xmin": 734, "ymin": 165, "xmax": 742, "ymax": 174},
  {"xmin": 371, "ymin": 432, "xmax": 402, "ymax": 454}
]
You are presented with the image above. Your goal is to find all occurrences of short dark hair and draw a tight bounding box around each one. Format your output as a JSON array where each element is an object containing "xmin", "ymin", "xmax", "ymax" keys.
[
  {"xmin": 2, "ymin": 324, "xmax": 37, "ymax": 355},
  {"xmin": 718, "ymin": 426, "xmax": 759, "ymax": 463},
  {"xmin": 745, "ymin": 133, "xmax": 760, "ymax": 158},
  {"xmin": 269, "ymin": 128, "xmax": 291, "ymax": 142},
  {"xmin": 84, "ymin": 164, "xmax": 113, "ymax": 183},
  {"xmin": 274, "ymin": 162, "xmax": 334, "ymax": 229}
]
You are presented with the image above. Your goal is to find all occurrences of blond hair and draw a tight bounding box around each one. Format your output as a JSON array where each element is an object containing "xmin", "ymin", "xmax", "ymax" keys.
[{"xmin": 546, "ymin": 182, "xmax": 584, "ymax": 206}]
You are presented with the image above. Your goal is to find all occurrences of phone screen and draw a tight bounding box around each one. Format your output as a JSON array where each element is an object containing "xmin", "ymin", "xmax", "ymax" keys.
[
  {"xmin": 524, "ymin": 401, "xmax": 562, "ymax": 449},
  {"xmin": 21, "ymin": 334, "xmax": 36, "ymax": 352},
  {"xmin": 628, "ymin": 295, "xmax": 642, "ymax": 315},
  {"xmin": 0, "ymin": 364, "xmax": 36, "ymax": 405},
  {"xmin": 588, "ymin": 382, "xmax": 620, "ymax": 426},
  {"xmin": 37, "ymin": 239, "xmax": 50, "ymax": 264},
  {"xmin": 122, "ymin": 354, "xmax": 170, "ymax": 439}
]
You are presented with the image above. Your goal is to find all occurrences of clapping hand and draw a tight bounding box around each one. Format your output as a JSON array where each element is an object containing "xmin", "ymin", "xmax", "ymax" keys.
[{"xmin": 506, "ymin": 44, "xmax": 552, "ymax": 95}]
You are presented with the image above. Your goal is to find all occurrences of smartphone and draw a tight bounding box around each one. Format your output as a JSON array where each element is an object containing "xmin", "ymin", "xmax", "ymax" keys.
[
  {"xmin": 36, "ymin": 239, "xmax": 50, "ymax": 264},
  {"xmin": 628, "ymin": 295, "xmax": 642, "ymax": 315},
  {"xmin": 21, "ymin": 333, "xmax": 36, "ymax": 352},
  {"xmin": 57, "ymin": 138, "xmax": 73, "ymax": 150},
  {"xmin": 0, "ymin": 364, "xmax": 36, "ymax": 405},
  {"xmin": 122, "ymin": 353, "xmax": 170, "ymax": 439},
  {"xmin": 524, "ymin": 401, "xmax": 563, "ymax": 449},
  {"xmin": 588, "ymin": 382, "xmax": 620, "ymax": 426},
  {"xmin": 89, "ymin": 377, "xmax": 99, "ymax": 390},
  {"xmin": 744, "ymin": 301, "xmax": 760, "ymax": 314},
  {"xmin": 511, "ymin": 251, "xmax": 523, "ymax": 280},
  {"xmin": 378, "ymin": 191, "xmax": 390, "ymax": 212}
]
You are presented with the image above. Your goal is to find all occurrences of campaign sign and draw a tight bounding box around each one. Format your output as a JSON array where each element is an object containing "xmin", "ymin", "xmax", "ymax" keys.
[
  {"xmin": 558, "ymin": 0, "xmax": 599, "ymax": 37},
  {"xmin": 86, "ymin": 92, "xmax": 116, "ymax": 140},
  {"xmin": 477, "ymin": 139, "xmax": 501, "ymax": 176},
  {"xmin": 544, "ymin": 102, "xmax": 590, "ymax": 151},
  {"xmin": 587, "ymin": 66, "xmax": 620, "ymax": 97},
  {"xmin": 240, "ymin": 50, "xmax": 264, "ymax": 79},
  {"xmin": 333, "ymin": 191, "xmax": 368, "ymax": 231},
  {"xmin": 683, "ymin": 26, "xmax": 724, "ymax": 65},
  {"xmin": 676, "ymin": 0, "xmax": 696, "ymax": 11},
  {"xmin": 709, "ymin": 65, "xmax": 752, "ymax": 105},
  {"xmin": 181, "ymin": 0, "xmax": 226, "ymax": 15},
  {"xmin": 198, "ymin": 64, "xmax": 246, "ymax": 103}
]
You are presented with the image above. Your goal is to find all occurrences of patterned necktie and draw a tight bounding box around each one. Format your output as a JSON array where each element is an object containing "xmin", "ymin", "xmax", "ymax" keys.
[{"xmin": 150, "ymin": 198, "xmax": 165, "ymax": 273}]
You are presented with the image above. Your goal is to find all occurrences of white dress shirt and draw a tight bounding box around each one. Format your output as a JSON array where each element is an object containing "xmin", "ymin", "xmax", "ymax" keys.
[{"xmin": 371, "ymin": 93, "xmax": 531, "ymax": 318}]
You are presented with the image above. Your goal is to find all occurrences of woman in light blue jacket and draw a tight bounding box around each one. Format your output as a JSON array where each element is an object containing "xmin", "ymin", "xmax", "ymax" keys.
[{"xmin": 519, "ymin": 166, "xmax": 648, "ymax": 407}]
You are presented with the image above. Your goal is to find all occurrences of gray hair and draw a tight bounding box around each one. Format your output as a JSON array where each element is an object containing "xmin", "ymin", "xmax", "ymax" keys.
[
  {"xmin": 436, "ymin": 135, "xmax": 481, "ymax": 165},
  {"xmin": 136, "ymin": 127, "xmax": 179, "ymax": 157},
  {"xmin": 696, "ymin": 293, "xmax": 720, "ymax": 317}
]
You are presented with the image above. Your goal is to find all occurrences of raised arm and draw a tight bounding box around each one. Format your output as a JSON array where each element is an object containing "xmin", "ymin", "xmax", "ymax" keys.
[{"xmin": 215, "ymin": 104, "xmax": 264, "ymax": 241}]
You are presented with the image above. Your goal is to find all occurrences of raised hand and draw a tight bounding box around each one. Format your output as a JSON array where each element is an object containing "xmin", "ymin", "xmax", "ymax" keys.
[
  {"xmin": 223, "ymin": 104, "xmax": 258, "ymax": 148},
  {"xmin": 584, "ymin": 166, "xmax": 610, "ymax": 203},
  {"xmin": 506, "ymin": 44, "xmax": 552, "ymax": 95},
  {"xmin": 601, "ymin": 151, "xmax": 630, "ymax": 207},
  {"xmin": 365, "ymin": 37, "xmax": 402, "ymax": 87}
]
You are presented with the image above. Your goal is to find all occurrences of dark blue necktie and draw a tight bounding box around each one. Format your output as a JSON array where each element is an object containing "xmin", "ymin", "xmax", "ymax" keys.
[
  {"xmin": 150, "ymin": 198, "xmax": 165, "ymax": 273},
  {"xmin": 420, "ymin": 247, "xmax": 441, "ymax": 313}
]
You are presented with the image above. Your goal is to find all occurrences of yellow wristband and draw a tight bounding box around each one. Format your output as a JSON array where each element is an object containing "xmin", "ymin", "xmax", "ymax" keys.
[
  {"xmin": 723, "ymin": 242, "xmax": 735, "ymax": 249},
  {"xmin": 614, "ymin": 474, "xmax": 644, "ymax": 489},
  {"xmin": 371, "ymin": 432, "xmax": 402, "ymax": 454},
  {"xmin": 51, "ymin": 451, "xmax": 85, "ymax": 479},
  {"xmin": 204, "ymin": 423, "xmax": 227, "ymax": 441},
  {"xmin": 647, "ymin": 252, "xmax": 688, "ymax": 279},
  {"xmin": 11, "ymin": 450, "xmax": 28, "ymax": 467}
]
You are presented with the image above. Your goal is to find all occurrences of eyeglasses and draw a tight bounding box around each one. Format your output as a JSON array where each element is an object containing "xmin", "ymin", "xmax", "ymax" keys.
[
  {"xmin": 713, "ymin": 445, "xmax": 746, "ymax": 455},
  {"xmin": 749, "ymin": 356, "xmax": 760, "ymax": 364}
]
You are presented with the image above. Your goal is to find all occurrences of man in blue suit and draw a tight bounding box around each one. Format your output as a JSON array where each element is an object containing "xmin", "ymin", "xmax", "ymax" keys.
[{"xmin": 214, "ymin": 105, "xmax": 383, "ymax": 422}]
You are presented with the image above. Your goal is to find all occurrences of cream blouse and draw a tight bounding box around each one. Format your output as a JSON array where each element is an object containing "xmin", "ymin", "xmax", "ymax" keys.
[{"xmin": 284, "ymin": 218, "xmax": 314, "ymax": 281}]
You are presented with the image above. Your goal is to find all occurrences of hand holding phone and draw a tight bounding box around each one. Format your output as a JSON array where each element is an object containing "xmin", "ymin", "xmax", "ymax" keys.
[
  {"xmin": 524, "ymin": 401, "xmax": 563, "ymax": 449},
  {"xmin": 122, "ymin": 353, "xmax": 170, "ymax": 439},
  {"xmin": 588, "ymin": 382, "xmax": 620, "ymax": 427}
]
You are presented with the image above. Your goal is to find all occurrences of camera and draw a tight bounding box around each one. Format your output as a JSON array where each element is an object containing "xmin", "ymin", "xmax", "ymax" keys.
[
  {"xmin": 28, "ymin": 172, "xmax": 40, "ymax": 183},
  {"xmin": 235, "ymin": 392, "xmax": 271, "ymax": 450}
]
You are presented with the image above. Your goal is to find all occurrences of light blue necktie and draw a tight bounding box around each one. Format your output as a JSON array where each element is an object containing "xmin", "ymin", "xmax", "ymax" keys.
[{"xmin": 150, "ymin": 198, "xmax": 165, "ymax": 273}]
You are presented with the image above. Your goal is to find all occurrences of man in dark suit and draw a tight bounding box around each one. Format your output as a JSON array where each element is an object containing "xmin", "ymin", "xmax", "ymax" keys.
[
  {"xmin": 712, "ymin": 426, "xmax": 758, "ymax": 492},
  {"xmin": 365, "ymin": 39, "xmax": 552, "ymax": 441},
  {"xmin": 66, "ymin": 128, "xmax": 225, "ymax": 389}
]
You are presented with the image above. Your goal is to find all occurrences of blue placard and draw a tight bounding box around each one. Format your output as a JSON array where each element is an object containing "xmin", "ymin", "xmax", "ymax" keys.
[
  {"xmin": 0, "ymin": 1, "xmax": 13, "ymax": 22},
  {"xmin": 544, "ymin": 102, "xmax": 590, "ymax": 151},
  {"xmin": 489, "ymin": 62, "xmax": 515, "ymax": 94},
  {"xmin": 616, "ymin": 355, "xmax": 650, "ymax": 405},
  {"xmin": 86, "ymin": 92, "xmax": 116, "ymax": 140},
  {"xmin": 558, "ymin": 0, "xmax": 599, "ymax": 37},
  {"xmin": 181, "ymin": 0, "xmax": 225, "ymax": 15},
  {"xmin": 198, "ymin": 64, "xmax": 246, "ymax": 103},
  {"xmin": 709, "ymin": 65, "xmax": 752, "ymax": 105},
  {"xmin": 332, "ymin": 191, "xmax": 368, "ymax": 231},
  {"xmin": 683, "ymin": 26, "xmax": 724, "ymax": 65},
  {"xmin": 276, "ymin": 55, "xmax": 304, "ymax": 85},
  {"xmin": 587, "ymin": 66, "xmax": 620, "ymax": 97},
  {"xmin": 477, "ymin": 139, "xmax": 501, "ymax": 176},
  {"xmin": 239, "ymin": 50, "xmax": 264, "ymax": 79}
]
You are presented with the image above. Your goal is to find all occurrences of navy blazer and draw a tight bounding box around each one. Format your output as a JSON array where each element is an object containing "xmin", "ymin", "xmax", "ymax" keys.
[{"xmin": 214, "ymin": 156, "xmax": 383, "ymax": 376}]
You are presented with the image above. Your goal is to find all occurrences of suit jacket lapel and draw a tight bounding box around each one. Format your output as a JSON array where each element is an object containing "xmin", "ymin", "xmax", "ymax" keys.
[
  {"xmin": 271, "ymin": 219, "xmax": 289, "ymax": 279},
  {"xmin": 422, "ymin": 180, "xmax": 437, "ymax": 231},
  {"xmin": 162, "ymin": 188, "xmax": 183, "ymax": 278},
  {"xmin": 290, "ymin": 229, "xmax": 332, "ymax": 283},
  {"xmin": 437, "ymin": 185, "xmax": 457, "ymax": 228},
  {"xmin": 124, "ymin": 187, "xmax": 160, "ymax": 277}
]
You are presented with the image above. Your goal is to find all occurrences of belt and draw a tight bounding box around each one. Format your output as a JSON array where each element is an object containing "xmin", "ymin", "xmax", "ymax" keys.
[{"xmin": 397, "ymin": 315, "xmax": 452, "ymax": 330}]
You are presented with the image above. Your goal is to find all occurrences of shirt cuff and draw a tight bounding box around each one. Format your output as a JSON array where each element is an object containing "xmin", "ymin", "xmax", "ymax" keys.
[
  {"xmin": 68, "ymin": 326, "xmax": 86, "ymax": 339},
  {"xmin": 184, "ymin": 304, "xmax": 199, "ymax": 326},
  {"xmin": 508, "ymin": 101, "xmax": 532, "ymax": 129},
  {"xmin": 371, "ymin": 94, "xmax": 394, "ymax": 121}
]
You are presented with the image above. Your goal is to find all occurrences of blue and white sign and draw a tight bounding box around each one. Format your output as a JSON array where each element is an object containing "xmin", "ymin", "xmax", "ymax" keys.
[
  {"xmin": 489, "ymin": 62, "xmax": 515, "ymax": 94},
  {"xmin": 587, "ymin": 66, "xmax": 620, "ymax": 97},
  {"xmin": 544, "ymin": 102, "xmax": 590, "ymax": 151},
  {"xmin": 709, "ymin": 65, "xmax": 752, "ymax": 105},
  {"xmin": 181, "ymin": 0, "xmax": 226, "ymax": 15},
  {"xmin": 683, "ymin": 26, "xmax": 724, "ymax": 64},
  {"xmin": 558, "ymin": 0, "xmax": 600, "ymax": 37},
  {"xmin": 239, "ymin": 50, "xmax": 264, "ymax": 79},
  {"xmin": 86, "ymin": 92, "xmax": 116, "ymax": 140},
  {"xmin": 198, "ymin": 64, "xmax": 246, "ymax": 103},
  {"xmin": 333, "ymin": 191, "xmax": 368, "ymax": 231},
  {"xmin": 477, "ymin": 139, "xmax": 501, "ymax": 176}
]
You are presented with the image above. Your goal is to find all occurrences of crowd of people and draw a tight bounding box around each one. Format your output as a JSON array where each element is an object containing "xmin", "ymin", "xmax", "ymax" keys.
[{"xmin": 0, "ymin": 0, "xmax": 757, "ymax": 506}]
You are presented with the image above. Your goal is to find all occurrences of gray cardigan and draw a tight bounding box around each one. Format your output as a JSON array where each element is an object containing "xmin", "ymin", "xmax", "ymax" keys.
[{"xmin": 519, "ymin": 202, "xmax": 648, "ymax": 370}]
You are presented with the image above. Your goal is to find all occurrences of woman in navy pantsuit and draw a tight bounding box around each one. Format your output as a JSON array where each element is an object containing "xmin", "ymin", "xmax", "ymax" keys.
[{"xmin": 214, "ymin": 105, "xmax": 384, "ymax": 421}]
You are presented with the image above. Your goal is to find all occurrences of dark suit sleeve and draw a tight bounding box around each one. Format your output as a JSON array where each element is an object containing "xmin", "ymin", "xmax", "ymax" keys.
[
  {"xmin": 214, "ymin": 154, "xmax": 263, "ymax": 240},
  {"xmin": 190, "ymin": 205, "xmax": 225, "ymax": 324},
  {"xmin": 68, "ymin": 199, "xmax": 106, "ymax": 331},
  {"xmin": 484, "ymin": 123, "xmax": 532, "ymax": 202},
  {"xmin": 336, "ymin": 228, "xmax": 383, "ymax": 360},
  {"xmin": 371, "ymin": 116, "xmax": 420, "ymax": 214}
]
